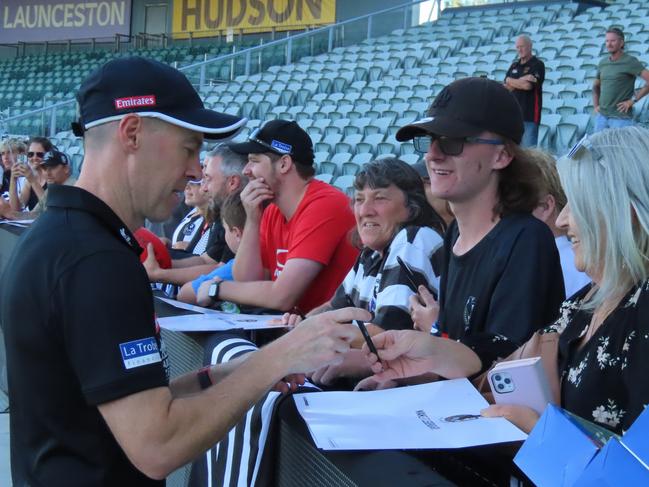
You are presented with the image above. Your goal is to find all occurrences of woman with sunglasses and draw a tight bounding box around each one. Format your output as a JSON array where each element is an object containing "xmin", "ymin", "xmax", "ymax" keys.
[
  {"xmin": 8, "ymin": 137, "xmax": 52, "ymax": 212},
  {"xmin": 364, "ymin": 127, "xmax": 649, "ymax": 436}
]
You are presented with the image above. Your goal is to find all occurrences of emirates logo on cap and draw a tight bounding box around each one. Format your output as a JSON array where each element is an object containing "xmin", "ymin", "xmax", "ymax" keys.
[{"xmin": 114, "ymin": 95, "xmax": 157, "ymax": 110}]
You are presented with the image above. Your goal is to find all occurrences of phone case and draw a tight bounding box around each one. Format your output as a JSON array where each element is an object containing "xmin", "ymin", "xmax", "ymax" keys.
[{"xmin": 487, "ymin": 357, "xmax": 554, "ymax": 415}]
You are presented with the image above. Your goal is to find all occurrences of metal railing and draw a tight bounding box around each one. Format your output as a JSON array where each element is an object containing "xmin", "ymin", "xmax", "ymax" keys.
[{"xmin": 1, "ymin": 0, "xmax": 571, "ymax": 137}]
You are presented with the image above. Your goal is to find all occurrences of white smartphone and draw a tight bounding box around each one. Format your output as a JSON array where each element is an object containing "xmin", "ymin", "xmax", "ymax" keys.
[{"xmin": 487, "ymin": 357, "xmax": 554, "ymax": 415}]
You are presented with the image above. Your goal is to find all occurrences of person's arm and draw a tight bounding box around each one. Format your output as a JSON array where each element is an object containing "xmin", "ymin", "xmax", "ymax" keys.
[
  {"xmin": 504, "ymin": 76, "xmax": 534, "ymax": 91},
  {"xmin": 232, "ymin": 178, "xmax": 273, "ymax": 281},
  {"xmin": 8, "ymin": 171, "xmax": 23, "ymax": 211},
  {"xmin": 198, "ymin": 257, "xmax": 324, "ymax": 311},
  {"xmin": 172, "ymin": 253, "xmax": 217, "ymax": 268},
  {"xmin": 617, "ymin": 69, "xmax": 649, "ymax": 114},
  {"xmin": 362, "ymin": 329, "xmax": 482, "ymax": 383},
  {"xmin": 97, "ymin": 307, "xmax": 368, "ymax": 480},
  {"xmin": 593, "ymin": 77, "xmax": 601, "ymax": 112}
]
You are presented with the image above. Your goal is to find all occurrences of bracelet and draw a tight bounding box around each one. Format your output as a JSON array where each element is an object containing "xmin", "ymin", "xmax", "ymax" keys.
[{"xmin": 197, "ymin": 366, "xmax": 213, "ymax": 390}]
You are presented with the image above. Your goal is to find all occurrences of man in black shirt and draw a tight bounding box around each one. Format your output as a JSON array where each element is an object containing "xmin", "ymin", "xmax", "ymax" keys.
[
  {"xmin": 504, "ymin": 35, "xmax": 545, "ymax": 147},
  {"xmin": 0, "ymin": 57, "xmax": 367, "ymax": 486},
  {"xmin": 390, "ymin": 77, "xmax": 564, "ymax": 379}
]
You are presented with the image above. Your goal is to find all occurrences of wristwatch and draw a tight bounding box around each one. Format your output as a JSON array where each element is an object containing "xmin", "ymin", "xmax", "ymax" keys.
[{"xmin": 208, "ymin": 280, "xmax": 220, "ymax": 302}]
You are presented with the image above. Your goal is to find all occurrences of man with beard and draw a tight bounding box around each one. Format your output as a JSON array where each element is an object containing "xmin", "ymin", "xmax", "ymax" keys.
[
  {"xmin": 143, "ymin": 144, "xmax": 247, "ymax": 286},
  {"xmin": 194, "ymin": 119, "xmax": 358, "ymax": 314}
]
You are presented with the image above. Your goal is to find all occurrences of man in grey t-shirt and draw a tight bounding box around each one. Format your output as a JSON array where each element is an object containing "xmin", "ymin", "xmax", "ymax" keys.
[{"xmin": 593, "ymin": 27, "xmax": 649, "ymax": 132}]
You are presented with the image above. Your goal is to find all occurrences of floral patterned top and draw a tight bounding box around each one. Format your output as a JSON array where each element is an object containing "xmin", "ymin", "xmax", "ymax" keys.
[{"xmin": 542, "ymin": 279, "xmax": 649, "ymax": 434}]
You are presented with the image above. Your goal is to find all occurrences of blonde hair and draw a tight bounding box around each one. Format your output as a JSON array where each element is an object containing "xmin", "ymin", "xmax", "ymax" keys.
[
  {"xmin": 0, "ymin": 138, "xmax": 27, "ymax": 154},
  {"xmin": 528, "ymin": 148, "xmax": 567, "ymax": 210},
  {"xmin": 556, "ymin": 126, "xmax": 649, "ymax": 309}
]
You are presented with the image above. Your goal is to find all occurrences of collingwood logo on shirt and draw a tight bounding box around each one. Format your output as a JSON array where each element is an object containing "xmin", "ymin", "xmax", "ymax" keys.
[{"xmin": 463, "ymin": 296, "xmax": 477, "ymax": 329}]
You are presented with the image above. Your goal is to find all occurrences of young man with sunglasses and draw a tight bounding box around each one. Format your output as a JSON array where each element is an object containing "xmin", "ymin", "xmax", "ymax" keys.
[
  {"xmin": 395, "ymin": 77, "xmax": 564, "ymax": 377},
  {"xmin": 195, "ymin": 119, "xmax": 358, "ymax": 314}
]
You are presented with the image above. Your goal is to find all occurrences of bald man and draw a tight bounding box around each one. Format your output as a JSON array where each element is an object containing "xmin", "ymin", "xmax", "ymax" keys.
[{"xmin": 504, "ymin": 35, "xmax": 545, "ymax": 147}]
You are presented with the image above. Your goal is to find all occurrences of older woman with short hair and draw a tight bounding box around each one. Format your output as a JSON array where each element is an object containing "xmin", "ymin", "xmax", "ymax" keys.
[{"xmin": 300, "ymin": 157, "xmax": 446, "ymax": 385}]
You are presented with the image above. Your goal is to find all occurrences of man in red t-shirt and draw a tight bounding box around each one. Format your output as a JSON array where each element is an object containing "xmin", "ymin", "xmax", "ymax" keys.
[{"xmin": 196, "ymin": 120, "xmax": 358, "ymax": 313}]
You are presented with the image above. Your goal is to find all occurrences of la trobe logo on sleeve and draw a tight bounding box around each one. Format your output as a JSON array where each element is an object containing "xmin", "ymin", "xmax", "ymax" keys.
[{"xmin": 119, "ymin": 337, "xmax": 162, "ymax": 369}]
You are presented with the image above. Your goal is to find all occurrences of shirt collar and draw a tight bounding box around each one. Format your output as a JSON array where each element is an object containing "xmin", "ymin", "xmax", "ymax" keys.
[{"xmin": 46, "ymin": 185, "xmax": 143, "ymax": 255}]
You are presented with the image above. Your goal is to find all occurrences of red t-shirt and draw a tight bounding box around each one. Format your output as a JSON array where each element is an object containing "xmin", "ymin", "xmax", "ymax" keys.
[{"xmin": 259, "ymin": 179, "xmax": 358, "ymax": 313}]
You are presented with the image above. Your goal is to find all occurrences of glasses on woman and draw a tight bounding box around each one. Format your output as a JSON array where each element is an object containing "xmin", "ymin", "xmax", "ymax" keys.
[
  {"xmin": 28, "ymin": 151, "xmax": 46, "ymax": 159},
  {"xmin": 412, "ymin": 134, "xmax": 505, "ymax": 156},
  {"xmin": 566, "ymin": 134, "xmax": 605, "ymax": 162}
]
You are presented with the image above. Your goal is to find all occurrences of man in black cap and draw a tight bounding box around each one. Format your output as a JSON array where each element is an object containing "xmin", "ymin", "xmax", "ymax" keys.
[
  {"xmin": 194, "ymin": 119, "xmax": 359, "ymax": 315},
  {"xmin": 381, "ymin": 77, "xmax": 565, "ymax": 381},
  {"xmin": 0, "ymin": 57, "xmax": 368, "ymax": 486}
]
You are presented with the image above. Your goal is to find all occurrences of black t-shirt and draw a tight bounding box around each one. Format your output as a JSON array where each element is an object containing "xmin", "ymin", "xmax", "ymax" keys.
[
  {"xmin": 437, "ymin": 213, "xmax": 565, "ymax": 372},
  {"xmin": 204, "ymin": 219, "xmax": 234, "ymax": 262},
  {"xmin": 1, "ymin": 185, "xmax": 168, "ymax": 486},
  {"xmin": 505, "ymin": 56, "xmax": 545, "ymax": 124}
]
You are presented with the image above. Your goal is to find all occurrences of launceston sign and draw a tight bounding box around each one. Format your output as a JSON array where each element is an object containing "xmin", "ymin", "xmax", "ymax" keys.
[
  {"xmin": 172, "ymin": 0, "xmax": 335, "ymax": 38},
  {"xmin": 0, "ymin": 0, "xmax": 132, "ymax": 43}
]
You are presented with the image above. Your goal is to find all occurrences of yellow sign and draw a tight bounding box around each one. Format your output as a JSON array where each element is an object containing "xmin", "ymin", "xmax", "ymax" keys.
[{"xmin": 172, "ymin": 0, "xmax": 335, "ymax": 38}]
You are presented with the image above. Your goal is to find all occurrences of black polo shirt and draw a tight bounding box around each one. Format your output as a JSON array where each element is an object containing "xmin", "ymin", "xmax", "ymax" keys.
[
  {"xmin": 1, "ymin": 185, "xmax": 169, "ymax": 486},
  {"xmin": 505, "ymin": 55, "xmax": 545, "ymax": 124}
]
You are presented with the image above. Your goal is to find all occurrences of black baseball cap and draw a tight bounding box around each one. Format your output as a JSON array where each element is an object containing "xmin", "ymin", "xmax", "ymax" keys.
[
  {"xmin": 40, "ymin": 150, "xmax": 70, "ymax": 168},
  {"xmin": 396, "ymin": 77, "xmax": 524, "ymax": 144},
  {"xmin": 229, "ymin": 120, "xmax": 315, "ymax": 166},
  {"xmin": 72, "ymin": 57, "xmax": 246, "ymax": 140}
]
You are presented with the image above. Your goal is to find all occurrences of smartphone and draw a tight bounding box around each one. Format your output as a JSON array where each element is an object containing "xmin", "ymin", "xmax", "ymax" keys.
[
  {"xmin": 487, "ymin": 357, "xmax": 554, "ymax": 415},
  {"xmin": 396, "ymin": 256, "xmax": 437, "ymax": 300},
  {"xmin": 16, "ymin": 154, "xmax": 28, "ymax": 166}
]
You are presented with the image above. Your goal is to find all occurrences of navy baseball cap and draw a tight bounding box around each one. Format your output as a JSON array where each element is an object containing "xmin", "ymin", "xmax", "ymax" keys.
[
  {"xmin": 229, "ymin": 120, "xmax": 315, "ymax": 166},
  {"xmin": 40, "ymin": 150, "xmax": 70, "ymax": 168},
  {"xmin": 396, "ymin": 77, "xmax": 524, "ymax": 144},
  {"xmin": 72, "ymin": 57, "xmax": 246, "ymax": 140}
]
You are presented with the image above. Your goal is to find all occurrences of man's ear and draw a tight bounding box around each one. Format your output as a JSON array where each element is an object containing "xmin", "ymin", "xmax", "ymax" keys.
[
  {"xmin": 226, "ymin": 174, "xmax": 241, "ymax": 193},
  {"xmin": 278, "ymin": 154, "xmax": 293, "ymax": 174},
  {"xmin": 492, "ymin": 145, "xmax": 514, "ymax": 170},
  {"xmin": 117, "ymin": 114, "xmax": 143, "ymax": 152},
  {"xmin": 534, "ymin": 194, "xmax": 557, "ymax": 224}
]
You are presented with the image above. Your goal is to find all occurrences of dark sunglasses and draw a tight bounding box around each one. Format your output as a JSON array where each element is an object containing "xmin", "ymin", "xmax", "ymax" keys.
[
  {"xmin": 28, "ymin": 151, "xmax": 46, "ymax": 158},
  {"xmin": 413, "ymin": 134, "xmax": 505, "ymax": 156}
]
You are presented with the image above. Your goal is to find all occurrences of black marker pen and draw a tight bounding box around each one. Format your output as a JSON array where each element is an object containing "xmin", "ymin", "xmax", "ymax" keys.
[{"xmin": 345, "ymin": 296, "xmax": 381, "ymax": 361}]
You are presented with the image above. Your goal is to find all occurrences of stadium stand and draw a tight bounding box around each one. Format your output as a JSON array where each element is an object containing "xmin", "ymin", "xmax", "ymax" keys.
[{"xmin": 2, "ymin": 0, "xmax": 649, "ymax": 194}]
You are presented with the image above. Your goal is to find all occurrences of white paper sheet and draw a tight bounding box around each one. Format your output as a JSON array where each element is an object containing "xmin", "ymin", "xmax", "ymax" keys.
[
  {"xmin": 156, "ymin": 296, "xmax": 219, "ymax": 314},
  {"xmin": 0, "ymin": 219, "xmax": 34, "ymax": 227},
  {"xmin": 157, "ymin": 312, "xmax": 286, "ymax": 332},
  {"xmin": 294, "ymin": 378, "xmax": 527, "ymax": 450}
]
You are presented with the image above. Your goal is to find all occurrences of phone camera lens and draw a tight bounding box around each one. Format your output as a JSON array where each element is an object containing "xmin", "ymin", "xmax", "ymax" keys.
[
  {"xmin": 504, "ymin": 378, "xmax": 511, "ymax": 384},
  {"xmin": 494, "ymin": 374, "xmax": 501, "ymax": 381},
  {"xmin": 497, "ymin": 384, "xmax": 504, "ymax": 390}
]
